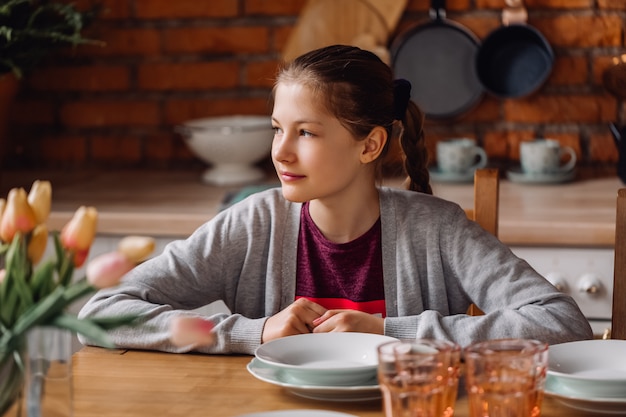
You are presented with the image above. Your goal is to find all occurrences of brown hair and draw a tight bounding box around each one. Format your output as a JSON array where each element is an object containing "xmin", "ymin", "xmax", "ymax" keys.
[{"xmin": 273, "ymin": 44, "xmax": 432, "ymax": 195}]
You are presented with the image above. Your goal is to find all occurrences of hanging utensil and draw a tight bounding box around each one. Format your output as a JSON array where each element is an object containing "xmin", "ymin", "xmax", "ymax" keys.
[{"xmin": 390, "ymin": 0, "xmax": 484, "ymax": 120}]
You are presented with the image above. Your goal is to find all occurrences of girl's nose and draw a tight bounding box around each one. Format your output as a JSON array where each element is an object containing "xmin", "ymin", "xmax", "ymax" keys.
[{"xmin": 272, "ymin": 132, "xmax": 293, "ymax": 163}]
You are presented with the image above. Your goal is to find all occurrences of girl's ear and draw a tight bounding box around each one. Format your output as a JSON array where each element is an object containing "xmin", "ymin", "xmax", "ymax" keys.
[{"xmin": 360, "ymin": 126, "xmax": 387, "ymax": 164}]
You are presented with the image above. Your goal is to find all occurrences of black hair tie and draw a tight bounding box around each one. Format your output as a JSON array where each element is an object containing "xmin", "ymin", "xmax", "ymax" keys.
[{"xmin": 393, "ymin": 79, "xmax": 412, "ymax": 120}]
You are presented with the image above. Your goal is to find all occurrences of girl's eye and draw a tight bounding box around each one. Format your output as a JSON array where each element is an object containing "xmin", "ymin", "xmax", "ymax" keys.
[
  {"xmin": 272, "ymin": 127, "xmax": 283, "ymax": 135},
  {"xmin": 300, "ymin": 130, "xmax": 314, "ymax": 137}
]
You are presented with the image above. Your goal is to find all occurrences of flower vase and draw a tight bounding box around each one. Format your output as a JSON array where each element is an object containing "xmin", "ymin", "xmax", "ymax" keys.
[
  {"xmin": 24, "ymin": 327, "xmax": 73, "ymax": 417},
  {"xmin": 0, "ymin": 349, "xmax": 26, "ymax": 417}
]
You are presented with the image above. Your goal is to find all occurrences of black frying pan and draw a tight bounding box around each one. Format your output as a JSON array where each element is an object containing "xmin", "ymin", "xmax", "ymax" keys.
[
  {"xmin": 475, "ymin": 3, "xmax": 553, "ymax": 98},
  {"xmin": 391, "ymin": 0, "xmax": 483, "ymax": 120}
]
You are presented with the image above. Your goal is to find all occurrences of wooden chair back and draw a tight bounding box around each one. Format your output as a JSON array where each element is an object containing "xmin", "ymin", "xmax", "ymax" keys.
[
  {"xmin": 466, "ymin": 168, "xmax": 500, "ymax": 316},
  {"xmin": 612, "ymin": 189, "xmax": 626, "ymax": 339}
]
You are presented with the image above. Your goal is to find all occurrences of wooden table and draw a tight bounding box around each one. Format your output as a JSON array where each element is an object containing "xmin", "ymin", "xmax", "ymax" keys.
[{"xmin": 72, "ymin": 347, "xmax": 603, "ymax": 417}]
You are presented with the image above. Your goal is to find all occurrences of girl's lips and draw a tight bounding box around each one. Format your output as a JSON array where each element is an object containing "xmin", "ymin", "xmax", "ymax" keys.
[{"xmin": 279, "ymin": 171, "xmax": 305, "ymax": 182}]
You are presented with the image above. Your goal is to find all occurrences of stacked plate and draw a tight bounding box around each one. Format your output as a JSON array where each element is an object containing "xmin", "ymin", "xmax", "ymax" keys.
[
  {"xmin": 546, "ymin": 339, "xmax": 626, "ymax": 415},
  {"xmin": 247, "ymin": 333, "xmax": 397, "ymax": 401}
]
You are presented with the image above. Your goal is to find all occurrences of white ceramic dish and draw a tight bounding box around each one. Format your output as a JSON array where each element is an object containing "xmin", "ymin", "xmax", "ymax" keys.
[
  {"xmin": 236, "ymin": 411, "xmax": 357, "ymax": 417},
  {"xmin": 506, "ymin": 168, "xmax": 575, "ymax": 184},
  {"xmin": 254, "ymin": 333, "xmax": 396, "ymax": 386},
  {"xmin": 545, "ymin": 375, "xmax": 626, "ymax": 415},
  {"xmin": 247, "ymin": 358, "xmax": 381, "ymax": 402},
  {"xmin": 547, "ymin": 339, "xmax": 626, "ymax": 398},
  {"xmin": 176, "ymin": 115, "xmax": 274, "ymax": 186}
]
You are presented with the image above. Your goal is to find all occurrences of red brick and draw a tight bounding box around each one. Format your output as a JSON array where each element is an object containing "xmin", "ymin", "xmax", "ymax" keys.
[
  {"xmin": 504, "ymin": 95, "xmax": 618, "ymax": 123},
  {"xmin": 138, "ymin": 62, "xmax": 239, "ymax": 91},
  {"xmin": 244, "ymin": 0, "xmax": 307, "ymax": 16},
  {"xmin": 594, "ymin": 55, "xmax": 622, "ymax": 87},
  {"xmin": 549, "ymin": 56, "xmax": 588, "ymax": 85},
  {"xmin": 246, "ymin": 60, "xmax": 280, "ymax": 88},
  {"xmin": 135, "ymin": 0, "xmax": 237, "ymax": 19},
  {"xmin": 598, "ymin": 0, "xmax": 626, "ymax": 10},
  {"xmin": 81, "ymin": 28, "xmax": 161, "ymax": 56},
  {"xmin": 534, "ymin": 15, "xmax": 622, "ymax": 48},
  {"xmin": 483, "ymin": 130, "xmax": 535, "ymax": 160},
  {"xmin": 164, "ymin": 98, "xmax": 271, "ymax": 125},
  {"xmin": 274, "ymin": 25, "xmax": 295, "ymax": 55},
  {"xmin": 60, "ymin": 101, "xmax": 160, "ymax": 128},
  {"xmin": 10, "ymin": 101, "xmax": 56, "ymax": 125},
  {"xmin": 39, "ymin": 135, "xmax": 88, "ymax": 165},
  {"xmin": 525, "ymin": 0, "xmax": 592, "ymax": 8},
  {"xmin": 27, "ymin": 66, "xmax": 130, "ymax": 92},
  {"xmin": 590, "ymin": 131, "xmax": 619, "ymax": 163},
  {"xmin": 163, "ymin": 27, "xmax": 269, "ymax": 54},
  {"xmin": 406, "ymin": 0, "xmax": 470, "ymax": 11},
  {"xmin": 90, "ymin": 135, "xmax": 142, "ymax": 163}
]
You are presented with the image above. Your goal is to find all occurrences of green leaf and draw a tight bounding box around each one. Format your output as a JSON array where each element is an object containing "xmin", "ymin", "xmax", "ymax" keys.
[
  {"xmin": 51, "ymin": 314, "xmax": 115, "ymax": 349},
  {"xmin": 30, "ymin": 259, "xmax": 55, "ymax": 300}
]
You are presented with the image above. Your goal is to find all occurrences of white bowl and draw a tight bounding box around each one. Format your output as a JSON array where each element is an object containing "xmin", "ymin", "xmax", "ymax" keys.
[
  {"xmin": 254, "ymin": 333, "xmax": 397, "ymax": 386},
  {"xmin": 177, "ymin": 115, "xmax": 273, "ymax": 186},
  {"xmin": 547, "ymin": 339, "xmax": 626, "ymax": 398}
]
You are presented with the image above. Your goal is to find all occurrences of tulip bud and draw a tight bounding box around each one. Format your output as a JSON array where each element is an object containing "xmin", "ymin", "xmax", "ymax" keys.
[
  {"xmin": 27, "ymin": 180, "xmax": 52, "ymax": 224},
  {"xmin": 86, "ymin": 251, "xmax": 135, "ymax": 289},
  {"xmin": 117, "ymin": 236, "xmax": 155, "ymax": 263},
  {"xmin": 28, "ymin": 223, "xmax": 48, "ymax": 264},
  {"xmin": 0, "ymin": 269, "xmax": 5, "ymax": 285},
  {"xmin": 169, "ymin": 316, "xmax": 216, "ymax": 349},
  {"xmin": 61, "ymin": 206, "xmax": 98, "ymax": 251},
  {"xmin": 0, "ymin": 188, "xmax": 37, "ymax": 243}
]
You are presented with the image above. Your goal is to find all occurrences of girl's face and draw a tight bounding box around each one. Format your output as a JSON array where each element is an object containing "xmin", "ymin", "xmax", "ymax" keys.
[{"xmin": 271, "ymin": 82, "xmax": 369, "ymax": 203}]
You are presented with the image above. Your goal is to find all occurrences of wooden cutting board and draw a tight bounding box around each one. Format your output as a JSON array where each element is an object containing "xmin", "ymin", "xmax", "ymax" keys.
[{"xmin": 282, "ymin": 0, "xmax": 407, "ymax": 63}]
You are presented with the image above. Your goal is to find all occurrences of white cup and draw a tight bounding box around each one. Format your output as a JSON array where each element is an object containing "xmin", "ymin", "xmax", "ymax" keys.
[
  {"xmin": 520, "ymin": 139, "xmax": 576, "ymax": 175},
  {"xmin": 437, "ymin": 139, "xmax": 487, "ymax": 174}
]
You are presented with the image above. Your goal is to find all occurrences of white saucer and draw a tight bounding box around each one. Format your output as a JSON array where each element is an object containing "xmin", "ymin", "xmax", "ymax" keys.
[
  {"xmin": 236, "ymin": 411, "xmax": 358, "ymax": 417},
  {"xmin": 506, "ymin": 168, "xmax": 576, "ymax": 184},
  {"xmin": 429, "ymin": 168, "xmax": 474, "ymax": 183},
  {"xmin": 247, "ymin": 358, "xmax": 381, "ymax": 402},
  {"xmin": 545, "ymin": 375, "xmax": 626, "ymax": 415}
]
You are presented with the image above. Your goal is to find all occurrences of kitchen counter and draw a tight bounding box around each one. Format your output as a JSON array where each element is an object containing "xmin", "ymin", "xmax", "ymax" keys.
[{"xmin": 0, "ymin": 170, "xmax": 622, "ymax": 247}]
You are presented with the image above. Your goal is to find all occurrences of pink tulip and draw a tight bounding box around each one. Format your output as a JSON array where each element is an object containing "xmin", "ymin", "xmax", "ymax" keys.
[
  {"xmin": 169, "ymin": 316, "xmax": 216, "ymax": 348},
  {"xmin": 28, "ymin": 223, "xmax": 48, "ymax": 264},
  {"xmin": 0, "ymin": 188, "xmax": 37, "ymax": 243},
  {"xmin": 27, "ymin": 180, "xmax": 52, "ymax": 224},
  {"xmin": 0, "ymin": 269, "xmax": 5, "ymax": 285},
  {"xmin": 86, "ymin": 251, "xmax": 135, "ymax": 289}
]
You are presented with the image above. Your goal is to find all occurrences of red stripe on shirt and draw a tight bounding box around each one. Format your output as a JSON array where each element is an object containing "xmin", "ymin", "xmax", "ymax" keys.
[{"xmin": 296, "ymin": 296, "xmax": 386, "ymax": 317}]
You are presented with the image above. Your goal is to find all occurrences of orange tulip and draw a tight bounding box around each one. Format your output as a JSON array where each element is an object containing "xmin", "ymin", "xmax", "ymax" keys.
[
  {"xmin": 0, "ymin": 198, "xmax": 5, "ymax": 223},
  {"xmin": 0, "ymin": 188, "xmax": 37, "ymax": 243},
  {"xmin": 28, "ymin": 223, "xmax": 48, "ymax": 264},
  {"xmin": 86, "ymin": 251, "xmax": 135, "ymax": 289},
  {"xmin": 27, "ymin": 180, "xmax": 52, "ymax": 224},
  {"xmin": 61, "ymin": 206, "xmax": 98, "ymax": 251},
  {"xmin": 169, "ymin": 316, "xmax": 216, "ymax": 349}
]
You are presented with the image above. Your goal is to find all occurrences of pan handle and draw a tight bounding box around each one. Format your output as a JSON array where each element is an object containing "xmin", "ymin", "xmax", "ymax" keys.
[
  {"xmin": 430, "ymin": 0, "xmax": 446, "ymax": 21},
  {"xmin": 502, "ymin": 0, "xmax": 528, "ymax": 26}
]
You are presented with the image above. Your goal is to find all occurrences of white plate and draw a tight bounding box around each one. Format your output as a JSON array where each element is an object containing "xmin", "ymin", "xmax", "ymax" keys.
[
  {"xmin": 247, "ymin": 358, "xmax": 382, "ymax": 402},
  {"xmin": 545, "ymin": 375, "xmax": 626, "ymax": 415},
  {"xmin": 429, "ymin": 168, "xmax": 474, "ymax": 183},
  {"xmin": 254, "ymin": 333, "xmax": 396, "ymax": 386},
  {"xmin": 235, "ymin": 411, "xmax": 358, "ymax": 417},
  {"xmin": 506, "ymin": 168, "xmax": 575, "ymax": 184},
  {"xmin": 547, "ymin": 339, "xmax": 626, "ymax": 398}
]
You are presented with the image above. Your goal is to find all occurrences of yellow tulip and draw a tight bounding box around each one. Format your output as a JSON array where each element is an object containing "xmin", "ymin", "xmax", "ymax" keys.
[
  {"xmin": 28, "ymin": 223, "xmax": 48, "ymax": 264},
  {"xmin": 61, "ymin": 206, "xmax": 98, "ymax": 251},
  {"xmin": 117, "ymin": 236, "xmax": 156, "ymax": 263},
  {"xmin": 0, "ymin": 188, "xmax": 37, "ymax": 243},
  {"xmin": 27, "ymin": 180, "xmax": 52, "ymax": 224}
]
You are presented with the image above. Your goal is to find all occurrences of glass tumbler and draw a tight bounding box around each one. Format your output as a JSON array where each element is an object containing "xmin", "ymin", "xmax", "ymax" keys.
[{"xmin": 377, "ymin": 339, "xmax": 461, "ymax": 417}]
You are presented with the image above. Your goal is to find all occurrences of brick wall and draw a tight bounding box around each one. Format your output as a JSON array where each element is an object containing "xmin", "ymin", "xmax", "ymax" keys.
[{"xmin": 4, "ymin": 0, "xmax": 626, "ymax": 176}]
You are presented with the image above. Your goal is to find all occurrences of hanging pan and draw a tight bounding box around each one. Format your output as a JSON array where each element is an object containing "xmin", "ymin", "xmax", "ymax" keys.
[
  {"xmin": 475, "ymin": 0, "xmax": 554, "ymax": 99},
  {"xmin": 390, "ymin": 0, "xmax": 483, "ymax": 120}
]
